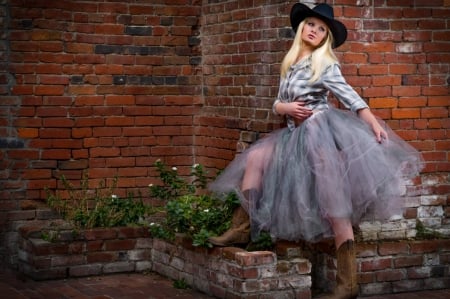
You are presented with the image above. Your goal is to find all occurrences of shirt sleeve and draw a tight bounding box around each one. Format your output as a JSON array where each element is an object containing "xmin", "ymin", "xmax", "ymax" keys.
[
  {"xmin": 272, "ymin": 99, "xmax": 281, "ymax": 115},
  {"xmin": 322, "ymin": 64, "xmax": 369, "ymax": 112},
  {"xmin": 272, "ymin": 77, "xmax": 284, "ymax": 115}
]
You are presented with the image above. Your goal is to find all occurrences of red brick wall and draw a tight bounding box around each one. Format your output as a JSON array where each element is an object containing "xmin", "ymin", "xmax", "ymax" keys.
[
  {"xmin": 1, "ymin": 0, "xmax": 449, "ymax": 265},
  {"xmin": 2, "ymin": 0, "xmax": 202, "ymax": 202},
  {"xmin": 0, "ymin": 0, "xmax": 202, "ymax": 263}
]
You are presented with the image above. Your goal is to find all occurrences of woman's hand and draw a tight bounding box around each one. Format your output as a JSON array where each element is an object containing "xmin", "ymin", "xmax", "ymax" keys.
[
  {"xmin": 275, "ymin": 101, "xmax": 313, "ymax": 121},
  {"xmin": 357, "ymin": 108, "xmax": 388, "ymax": 143}
]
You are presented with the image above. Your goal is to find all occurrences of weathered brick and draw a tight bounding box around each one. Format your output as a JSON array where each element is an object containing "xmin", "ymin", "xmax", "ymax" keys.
[
  {"xmin": 393, "ymin": 255, "xmax": 423, "ymax": 268},
  {"xmin": 103, "ymin": 261, "xmax": 135, "ymax": 273},
  {"xmin": 69, "ymin": 263, "xmax": 102, "ymax": 277},
  {"xmin": 51, "ymin": 254, "xmax": 85, "ymax": 267},
  {"xmin": 83, "ymin": 228, "xmax": 118, "ymax": 241},
  {"xmin": 360, "ymin": 257, "xmax": 392, "ymax": 272},
  {"xmin": 233, "ymin": 251, "xmax": 276, "ymax": 267},
  {"xmin": 104, "ymin": 239, "xmax": 136, "ymax": 251},
  {"xmin": 378, "ymin": 242, "xmax": 410, "ymax": 256},
  {"xmin": 86, "ymin": 251, "xmax": 118, "ymax": 263}
]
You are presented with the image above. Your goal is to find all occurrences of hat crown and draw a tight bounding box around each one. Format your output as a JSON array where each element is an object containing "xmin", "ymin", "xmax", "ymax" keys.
[
  {"xmin": 313, "ymin": 3, "xmax": 334, "ymax": 19},
  {"xmin": 290, "ymin": 2, "xmax": 347, "ymax": 48}
]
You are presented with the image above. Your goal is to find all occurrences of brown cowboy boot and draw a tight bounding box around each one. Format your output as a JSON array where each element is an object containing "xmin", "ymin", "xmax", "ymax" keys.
[
  {"xmin": 317, "ymin": 240, "xmax": 358, "ymax": 299},
  {"xmin": 208, "ymin": 189, "xmax": 254, "ymax": 246},
  {"xmin": 208, "ymin": 205, "xmax": 250, "ymax": 246}
]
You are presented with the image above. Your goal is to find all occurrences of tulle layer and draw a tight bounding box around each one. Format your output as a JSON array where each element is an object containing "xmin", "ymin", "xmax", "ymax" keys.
[{"xmin": 209, "ymin": 107, "xmax": 423, "ymax": 243}]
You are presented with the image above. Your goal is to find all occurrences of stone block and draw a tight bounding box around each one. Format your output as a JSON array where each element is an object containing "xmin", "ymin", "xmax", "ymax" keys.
[
  {"xmin": 103, "ymin": 261, "xmax": 135, "ymax": 274},
  {"xmin": 136, "ymin": 237, "xmax": 153, "ymax": 249},
  {"xmin": 135, "ymin": 260, "xmax": 152, "ymax": 272},
  {"xmin": 128, "ymin": 249, "xmax": 151, "ymax": 261}
]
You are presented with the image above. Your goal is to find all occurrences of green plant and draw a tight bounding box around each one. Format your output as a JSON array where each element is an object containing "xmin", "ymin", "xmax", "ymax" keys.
[
  {"xmin": 173, "ymin": 278, "xmax": 189, "ymax": 289},
  {"xmin": 46, "ymin": 171, "xmax": 151, "ymax": 229},
  {"xmin": 415, "ymin": 219, "xmax": 443, "ymax": 240},
  {"xmin": 246, "ymin": 231, "xmax": 274, "ymax": 251},
  {"xmin": 41, "ymin": 230, "xmax": 58, "ymax": 243},
  {"xmin": 148, "ymin": 160, "xmax": 240, "ymax": 248}
]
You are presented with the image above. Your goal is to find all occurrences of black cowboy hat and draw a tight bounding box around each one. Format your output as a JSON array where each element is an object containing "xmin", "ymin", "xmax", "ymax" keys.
[{"xmin": 290, "ymin": 2, "xmax": 348, "ymax": 48}]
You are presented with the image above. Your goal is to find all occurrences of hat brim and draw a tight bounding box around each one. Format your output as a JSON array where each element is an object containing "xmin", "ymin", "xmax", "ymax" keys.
[{"xmin": 290, "ymin": 3, "xmax": 347, "ymax": 48}]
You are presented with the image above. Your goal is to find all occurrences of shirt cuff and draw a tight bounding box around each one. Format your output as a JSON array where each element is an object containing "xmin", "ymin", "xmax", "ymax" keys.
[{"xmin": 272, "ymin": 99, "xmax": 281, "ymax": 115}]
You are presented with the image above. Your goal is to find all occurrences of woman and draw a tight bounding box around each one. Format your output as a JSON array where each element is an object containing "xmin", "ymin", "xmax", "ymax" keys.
[{"xmin": 209, "ymin": 3, "xmax": 423, "ymax": 299}]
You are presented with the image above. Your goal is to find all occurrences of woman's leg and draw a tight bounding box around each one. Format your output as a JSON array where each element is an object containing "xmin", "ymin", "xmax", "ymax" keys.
[
  {"xmin": 241, "ymin": 147, "xmax": 266, "ymax": 191},
  {"xmin": 318, "ymin": 218, "xmax": 358, "ymax": 299},
  {"xmin": 209, "ymin": 148, "xmax": 266, "ymax": 246},
  {"xmin": 329, "ymin": 218, "xmax": 354, "ymax": 249}
]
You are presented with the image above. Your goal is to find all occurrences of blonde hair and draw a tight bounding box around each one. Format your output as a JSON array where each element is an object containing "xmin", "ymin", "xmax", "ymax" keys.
[{"xmin": 280, "ymin": 18, "xmax": 338, "ymax": 82}]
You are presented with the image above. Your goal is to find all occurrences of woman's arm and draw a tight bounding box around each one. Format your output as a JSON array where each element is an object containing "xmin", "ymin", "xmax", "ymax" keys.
[
  {"xmin": 357, "ymin": 108, "xmax": 388, "ymax": 143},
  {"xmin": 322, "ymin": 64, "xmax": 387, "ymax": 143},
  {"xmin": 274, "ymin": 101, "xmax": 313, "ymax": 120}
]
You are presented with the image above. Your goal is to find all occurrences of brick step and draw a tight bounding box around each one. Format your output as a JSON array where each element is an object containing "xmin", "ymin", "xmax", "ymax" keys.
[{"xmin": 17, "ymin": 223, "xmax": 450, "ymax": 298}]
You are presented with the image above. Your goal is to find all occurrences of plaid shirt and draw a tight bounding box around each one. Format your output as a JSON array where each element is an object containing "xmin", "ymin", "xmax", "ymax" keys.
[{"xmin": 273, "ymin": 56, "xmax": 369, "ymax": 131}]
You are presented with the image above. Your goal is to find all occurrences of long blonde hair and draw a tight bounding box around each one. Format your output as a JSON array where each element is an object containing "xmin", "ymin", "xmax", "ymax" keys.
[{"xmin": 280, "ymin": 18, "xmax": 338, "ymax": 82}]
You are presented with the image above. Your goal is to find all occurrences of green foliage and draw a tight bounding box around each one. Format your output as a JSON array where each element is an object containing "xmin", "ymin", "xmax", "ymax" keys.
[
  {"xmin": 246, "ymin": 231, "xmax": 274, "ymax": 251},
  {"xmin": 415, "ymin": 219, "xmax": 443, "ymax": 240},
  {"xmin": 41, "ymin": 230, "xmax": 58, "ymax": 242},
  {"xmin": 173, "ymin": 278, "xmax": 189, "ymax": 289},
  {"xmin": 148, "ymin": 160, "xmax": 239, "ymax": 248},
  {"xmin": 149, "ymin": 160, "xmax": 193, "ymax": 200},
  {"xmin": 46, "ymin": 172, "xmax": 150, "ymax": 229}
]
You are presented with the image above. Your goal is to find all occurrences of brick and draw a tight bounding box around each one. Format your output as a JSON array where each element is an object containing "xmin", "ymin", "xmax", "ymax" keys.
[
  {"xmin": 407, "ymin": 266, "xmax": 431, "ymax": 279},
  {"xmin": 117, "ymin": 227, "xmax": 148, "ymax": 239},
  {"xmin": 392, "ymin": 279, "xmax": 424, "ymax": 293},
  {"xmin": 393, "ymin": 255, "xmax": 423, "ymax": 268},
  {"xmin": 17, "ymin": 128, "xmax": 39, "ymax": 138},
  {"xmin": 103, "ymin": 261, "xmax": 135, "ymax": 274},
  {"xmin": 83, "ymin": 228, "xmax": 118, "ymax": 241},
  {"xmin": 69, "ymin": 263, "xmax": 102, "ymax": 277},
  {"xmin": 398, "ymin": 97, "xmax": 427, "ymax": 108},
  {"xmin": 378, "ymin": 242, "xmax": 410, "ymax": 256},
  {"xmin": 51, "ymin": 254, "xmax": 85, "ymax": 267},
  {"xmin": 392, "ymin": 108, "xmax": 421, "ymax": 119},
  {"xmin": 128, "ymin": 249, "xmax": 151, "ymax": 261},
  {"xmin": 86, "ymin": 252, "xmax": 118, "ymax": 263},
  {"xmin": 7, "ymin": 210, "xmax": 36, "ymax": 221},
  {"xmin": 376, "ymin": 269, "xmax": 406, "ymax": 282},
  {"xmin": 369, "ymin": 98, "xmax": 397, "ymax": 109},
  {"xmin": 360, "ymin": 257, "xmax": 392, "ymax": 272},
  {"xmin": 86, "ymin": 240, "xmax": 103, "ymax": 252},
  {"xmin": 34, "ymin": 85, "xmax": 64, "ymax": 96},
  {"xmin": 30, "ymin": 239, "xmax": 69, "ymax": 256},
  {"xmin": 421, "ymin": 107, "xmax": 448, "ymax": 118},
  {"xmin": 23, "ymin": 266, "xmax": 68, "ymax": 281},
  {"xmin": 233, "ymin": 251, "xmax": 276, "ymax": 267},
  {"xmin": 410, "ymin": 240, "xmax": 440, "ymax": 254},
  {"xmin": 104, "ymin": 239, "xmax": 136, "ymax": 251}
]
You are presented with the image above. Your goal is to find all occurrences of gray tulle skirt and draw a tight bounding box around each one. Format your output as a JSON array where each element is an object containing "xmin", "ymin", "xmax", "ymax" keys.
[{"xmin": 209, "ymin": 107, "xmax": 424, "ymax": 243}]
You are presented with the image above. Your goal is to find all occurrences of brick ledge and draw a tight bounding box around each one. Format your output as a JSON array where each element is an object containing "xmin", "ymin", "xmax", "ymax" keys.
[{"xmin": 17, "ymin": 222, "xmax": 449, "ymax": 298}]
